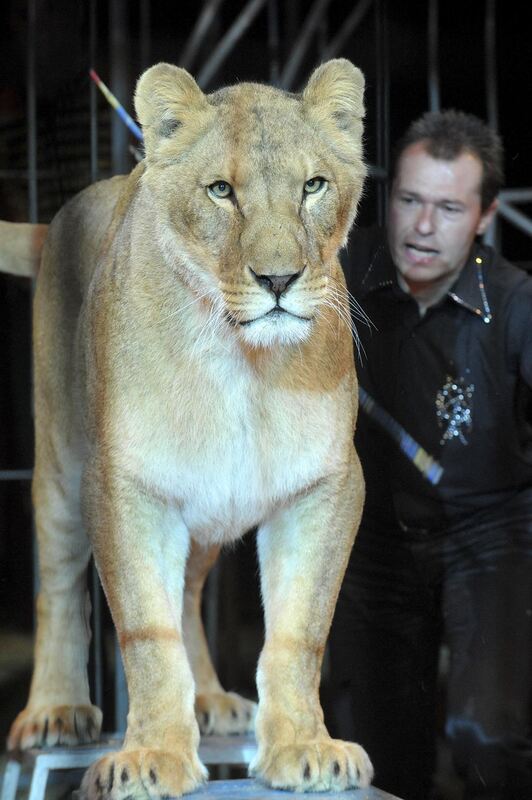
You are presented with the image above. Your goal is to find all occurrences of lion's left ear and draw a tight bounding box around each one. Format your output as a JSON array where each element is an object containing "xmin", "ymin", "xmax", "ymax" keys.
[
  {"xmin": 302, "ymin": 59, "xmax": 365, "ymax": 145},
  {"xmin": 134, "ymin": 62, "xmax": 211, "ymax": 159}
]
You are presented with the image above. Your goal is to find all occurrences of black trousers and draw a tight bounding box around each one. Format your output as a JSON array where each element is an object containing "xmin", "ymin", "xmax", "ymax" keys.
[{"xmin": 325, "ymin": 507, "xmax": 532, "ymax": 800}]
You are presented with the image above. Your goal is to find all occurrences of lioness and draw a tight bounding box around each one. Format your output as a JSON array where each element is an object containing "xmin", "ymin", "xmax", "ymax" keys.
[{"xmin": 6, "ymin": 59, "xmax": 371, "ymax": 796}]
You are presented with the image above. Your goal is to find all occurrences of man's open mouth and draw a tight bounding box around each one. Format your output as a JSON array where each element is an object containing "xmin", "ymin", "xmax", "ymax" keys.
[{"xmin": 405, "ymin": 242, "xmax": 439, "ymax": 256}]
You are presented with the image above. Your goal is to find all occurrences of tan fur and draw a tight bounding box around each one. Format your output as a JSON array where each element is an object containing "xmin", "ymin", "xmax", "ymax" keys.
[
  {"xmin": 0, "ymin": 221, "xmax": 47, "ymax": 277},
  {"xmin": 6, "ymin": 60, "xmax": 371, "ymax": 795}
]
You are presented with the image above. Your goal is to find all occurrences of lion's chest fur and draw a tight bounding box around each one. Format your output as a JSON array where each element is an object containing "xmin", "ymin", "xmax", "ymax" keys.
[{"xmin": 108, "ymin": 336, "xmax": 348, "ymax": 545}]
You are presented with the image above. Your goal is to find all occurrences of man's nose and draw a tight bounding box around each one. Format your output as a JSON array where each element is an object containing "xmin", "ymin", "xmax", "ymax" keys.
[{"xmin": 415, "ymin": 204, "xmax": 435, "ymax": 234}]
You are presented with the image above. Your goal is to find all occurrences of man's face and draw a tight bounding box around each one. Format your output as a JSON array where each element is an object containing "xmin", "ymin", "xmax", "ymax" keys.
[{"xmin": 387, "ymin": 141, "xmax": 497, "ymax": 293}]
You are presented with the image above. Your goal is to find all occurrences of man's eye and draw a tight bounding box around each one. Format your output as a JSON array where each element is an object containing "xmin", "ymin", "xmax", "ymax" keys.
[
  {"xmin": 304, "ymin": 177, "xmax": 327, "ymax": 195},
  {"xmin": 208, "ymin": 181, "xmax": 233, "ymax": 198},
  {"xmin": 443, "ymin": 205, "xmax": 461, "ymax": 213}
]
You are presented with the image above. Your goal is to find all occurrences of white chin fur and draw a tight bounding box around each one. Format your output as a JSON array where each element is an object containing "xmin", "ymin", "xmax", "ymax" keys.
[{"xmin": 239, "ymin": 314, "xmax": 313, "ymax": 348}]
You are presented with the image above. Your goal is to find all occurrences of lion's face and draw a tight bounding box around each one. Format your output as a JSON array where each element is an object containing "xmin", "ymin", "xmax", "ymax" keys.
[{"xmin": 135, "ymin": 61, "xmax": 366, "ymax": 348}]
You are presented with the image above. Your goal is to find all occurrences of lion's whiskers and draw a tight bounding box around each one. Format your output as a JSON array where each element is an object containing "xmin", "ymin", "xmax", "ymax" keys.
[
  {"xmin": 221, "ymin": 282, "xmax": 264, "ymax": 300},
  {"xmin": 190, "ymin": 297, "xmax": 228, "ymax": 359},
  {"xmin": 158, "ymin": 290, "xmax": 212, "ymax": 324},
  {"xmin": 329, "ymin": 275, "xmax": 375, "ymax": 330},
  {"xmin": 206, "ymin": 300, "xmax": 230, "ymax": 353},
  {"xmin": 323, "ymin": 285, "xmax": 366, "ymax": 361},
  {"xmin": 296, "ymin": 341, "xmax": 304, "ymax": 370},
  {"xmin": 316, "ymin": 301, "xmax": 341, "ymax": 341}
]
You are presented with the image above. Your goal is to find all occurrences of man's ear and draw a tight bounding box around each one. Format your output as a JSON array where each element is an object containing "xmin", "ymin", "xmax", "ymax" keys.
[
  {"xmin": 477, "ymin": 198, "xmax": 498, "ymax": 235},
  {"xmin": 302, "ymin": 58, "xmax": 365, "ymax": 155},
  {"xmin": 134, "ymin": 62, "xmax": 210, "ymax": 160}
]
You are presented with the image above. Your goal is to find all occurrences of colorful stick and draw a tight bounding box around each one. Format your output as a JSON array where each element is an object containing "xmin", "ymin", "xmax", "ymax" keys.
[
  {"xmin": 358, "ymin": 385, "xmax": 443, "ymax": 485},
  {"xmin": 89, "ymin": 69, "xmax": 144, "ymax": 142}
]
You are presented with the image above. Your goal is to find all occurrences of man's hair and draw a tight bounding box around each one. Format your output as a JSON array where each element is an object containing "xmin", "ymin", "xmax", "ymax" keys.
[{"xmin": 392, "ymin": 109, "xmax": 505, "ymax": 211}]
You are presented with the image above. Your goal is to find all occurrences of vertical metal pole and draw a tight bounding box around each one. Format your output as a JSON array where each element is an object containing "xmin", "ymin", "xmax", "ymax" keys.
[
  {"xmin": 89, "ymin": 0, "xmax": 99, "ymax": 185},
  {"xmin": 90, "ymin": 563, "xmax": 103, "ymax": 711},
  {"xmin": 427, "ymin": 0, "xmax": 440, "ymax": 112},
  {"xmin": 110, "ymin": 0, "xmax": 130, "ymax": 176},
  {"xmin": 27, "ymin": 0, "xmax": 39, "ymax": 626},
  {"xmin": 375, "ymin": 0, "xmax": 390, "ymax": 226},
  {"xmin": 140, "ymin": 0, "xmax": 152, "ymax": 72},
  {"xmin": 484, "ymin": 0, "xmax": 498, "ymax": 130},
  {"xmin": 267, "ymin": 0, "xmax": 280, "ymax": 86},
  {"xmin": 114, "ymin": 638, "xmax": 128, "ymax": 734},
  {"xmin": 483, "ymin": 0, "xmax": 499, "ymax": 248},
  {"xmin": 317, "ymin": 5, "xmax": 328, "ymax": 60},
  {"xmin": 285, "ymin": 0, "xmax": 300, "ymax": 66},
  {"xmin": 27, "ymin": 0, "xmax": 38, "ymax": 224}
]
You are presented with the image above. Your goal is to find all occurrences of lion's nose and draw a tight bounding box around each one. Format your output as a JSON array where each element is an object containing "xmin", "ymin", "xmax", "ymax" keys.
[{"xmin": 250, "ymin": 269, "xmax": 302, "ymax": 300}]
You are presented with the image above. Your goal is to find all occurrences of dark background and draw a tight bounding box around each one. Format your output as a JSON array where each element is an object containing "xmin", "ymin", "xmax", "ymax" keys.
[{"xmin": 0, "ymin": 2, "xmax": 530, "ymax": 792}]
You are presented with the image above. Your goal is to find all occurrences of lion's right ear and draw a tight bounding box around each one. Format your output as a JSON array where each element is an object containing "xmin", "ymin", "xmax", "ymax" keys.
[
  {"xmin": 302, "ymin": 59, "xmax": 365, "ymax": 159},
  {"xmin": 134, "ymin": 63, "xmax": 210, "ymax": 159}
]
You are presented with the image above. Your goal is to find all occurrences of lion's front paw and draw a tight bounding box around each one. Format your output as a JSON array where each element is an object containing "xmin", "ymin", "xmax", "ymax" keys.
[
  {"xmin": 79, "ymin": 748, "xmax": 208, "ymax": 800},
  {"xmin": 195, "ymin": 691, "xmax": 256, "ymax": 735},
  {"xmin": 250, "ymin": 738, "xmax": 373, "ymax": 792},
  {"xmin": 7, "ymin": 704, "xmax": 102, "ymax": 751}
]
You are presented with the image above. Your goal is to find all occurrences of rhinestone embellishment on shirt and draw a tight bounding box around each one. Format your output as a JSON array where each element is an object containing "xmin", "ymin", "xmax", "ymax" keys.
[{"xmin": 436, "ymin": 376, "xmax": 475, "ymax": 445}]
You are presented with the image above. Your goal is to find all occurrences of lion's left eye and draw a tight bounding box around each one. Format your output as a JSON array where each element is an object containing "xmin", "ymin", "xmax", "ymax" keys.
[
  {"xmin": 208, "ymin": 181, "xmax": 233, "ymax": 199},
  {"xmin": 304, "ymin": 177, "xmax": 327, "ymax": 195}
]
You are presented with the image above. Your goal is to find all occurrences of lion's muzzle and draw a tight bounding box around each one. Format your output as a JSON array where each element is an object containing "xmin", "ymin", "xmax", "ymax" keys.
[{"xmin": 249, "ymin": 267, "xmax": 304, "ymax": 301}]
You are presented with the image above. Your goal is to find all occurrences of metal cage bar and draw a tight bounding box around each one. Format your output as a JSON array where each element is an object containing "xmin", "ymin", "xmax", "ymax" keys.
[
  {"xmin": 267, "ymin": 0, "xmax": 281, "ymax": 85},
  {"xmin": 197, "ymin": 0, "xmax": 268, "ymax": 89},
  {"xmin": 427, "ymin": 0, "xmax": 440, "ymax": 112},
  {"xmin": 180, "ymin": 0, "xmax": 226, "ymax": 71},
  {"xmin": 484, "ymin": 0, "xmax": 498, "ymax": 131},
  {"xmin": 320, "ymin": 0, "xmax": 374, "ymax": 62},
  {"xmin": 375, "ymin": 0, "xmax": 390, "ymax": 225},
  {"xmin": 279, "ymin": 0, "xmax": 333, "ymax": 89},
  {"xmin": 27, "ymin": 0, "xmax": 38, "ymax": 224}
]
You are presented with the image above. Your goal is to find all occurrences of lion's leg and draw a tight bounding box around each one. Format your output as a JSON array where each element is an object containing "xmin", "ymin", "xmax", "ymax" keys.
[
  {"xmin": 184, "ymin": 539, "xmax": 256, "ymax": 735},
  {"xmin": 79, "ymin": 466, "xmax": 207, "ymax": 800},
  {"xmin": 8, "ymin": 447, "xmax": 101, "ymax": 751},
  {"xmin": 7, "ymin": 208, "xmax": 103, "ymax": 752},
  {"xmin": 250, "ymin": 454, "xmax": 374, "ymax": 792}
]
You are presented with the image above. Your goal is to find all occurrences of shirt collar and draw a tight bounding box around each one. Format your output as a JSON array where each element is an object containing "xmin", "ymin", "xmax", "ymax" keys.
[
  {"xmin": 446, "ymin": 243, "xmax": 493, "ymax": 323},
  {"xmin": 359, "ymin": 239, "xmax": 493, "ymax": 323}
]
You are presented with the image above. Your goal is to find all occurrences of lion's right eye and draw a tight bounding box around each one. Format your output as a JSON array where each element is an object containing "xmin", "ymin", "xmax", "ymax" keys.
[
  {"xmin": 304, "ymin": 177, "xmax": 327, "ymax": 195},
  {"xmin": 208, "ymin": 181, "xmax": 233, "ymax": 199}
]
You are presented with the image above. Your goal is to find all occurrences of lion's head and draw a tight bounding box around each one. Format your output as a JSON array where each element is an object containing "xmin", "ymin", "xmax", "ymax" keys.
[{"xmin": 134, "ymin": 59, "xmax": 366, "ymax": 349}]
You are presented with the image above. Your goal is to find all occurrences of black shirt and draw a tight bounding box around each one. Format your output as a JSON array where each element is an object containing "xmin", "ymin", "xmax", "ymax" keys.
[{"xmin": 342, "ymin": 227, "xmax": 532, "ymax": 531}]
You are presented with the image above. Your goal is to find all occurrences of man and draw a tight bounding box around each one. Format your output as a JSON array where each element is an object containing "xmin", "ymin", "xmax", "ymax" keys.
[{"xmin": 327, "ymin": 110, "xmax": 532, "ymax": 800}]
